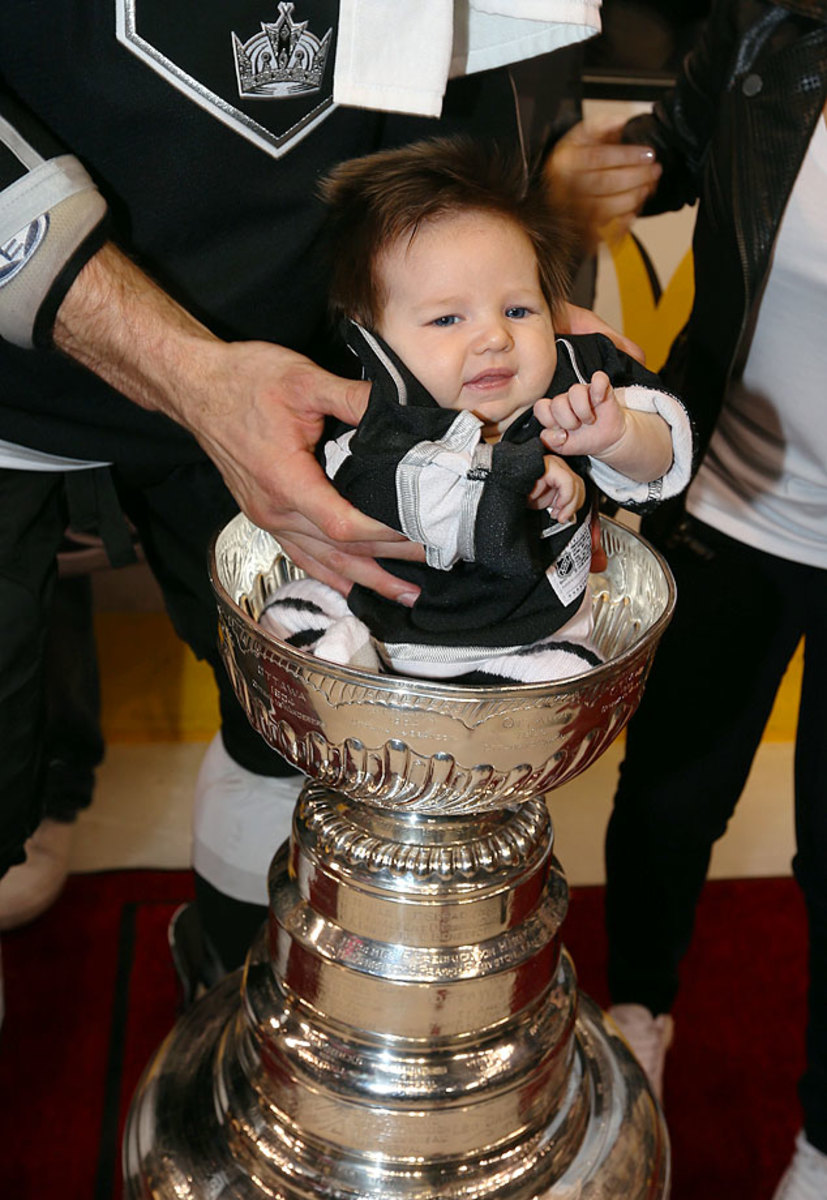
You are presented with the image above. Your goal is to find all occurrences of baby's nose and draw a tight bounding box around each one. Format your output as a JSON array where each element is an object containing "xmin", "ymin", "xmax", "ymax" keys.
[{"xmin": 475, "ymin": 317, "xmax": 513, "ymax": 351}]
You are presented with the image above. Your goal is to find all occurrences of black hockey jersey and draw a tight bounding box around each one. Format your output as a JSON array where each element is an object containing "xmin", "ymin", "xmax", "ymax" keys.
[{"xmin": 0, "ymin": 2, "xmax": 518, "ymax": 469}]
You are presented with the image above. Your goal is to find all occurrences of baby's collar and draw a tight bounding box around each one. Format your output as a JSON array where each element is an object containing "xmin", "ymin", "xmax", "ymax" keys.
[{"xmin": 344, "ymin": 320, "xmax": 439, "ymax": 409}]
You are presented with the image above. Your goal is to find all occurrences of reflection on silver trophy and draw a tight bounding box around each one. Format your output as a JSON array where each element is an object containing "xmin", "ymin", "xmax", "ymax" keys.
[{"xmin": 123, "ymin": 513, "xmax": 675, "ymax": 1199}]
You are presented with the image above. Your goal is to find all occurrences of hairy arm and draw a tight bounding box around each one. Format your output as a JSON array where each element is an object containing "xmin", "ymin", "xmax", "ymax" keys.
[
  {"xmin": 1, "ymin": 89, "xmax": 421, "ymax": 601},
  {"xmin": 52, "ymin": 242, "xmax": 423, "ymax": 600}
]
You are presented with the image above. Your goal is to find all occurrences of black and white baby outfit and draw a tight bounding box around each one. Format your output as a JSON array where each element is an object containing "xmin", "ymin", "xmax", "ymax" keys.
[{"xmin": 261, "ymin": 324, "xmax": 693, "ymax": 684}]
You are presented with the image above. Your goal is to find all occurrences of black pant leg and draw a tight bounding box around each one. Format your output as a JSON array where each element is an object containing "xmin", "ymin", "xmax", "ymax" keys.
[
  {"xmin": 41, "ymin": 572, "xmax": 104, "ymax": 820},
  {"xmin": 794, "ymin": 571, "xmax": 827, "ymax": 1154},
  {"xmin": 112, "ymin": 459, "xmax": 298, "ymax": 970},
  {"xmin": 114, "ymin": 460, "xmax": 296, "ymax": 777},
  {"xmin": 606, "ymin": 517, "xmax": 804, "ymax": 1013},
  {"xmin": 0, "ymin": 470, "xmax": 67, "ymax": 873}
]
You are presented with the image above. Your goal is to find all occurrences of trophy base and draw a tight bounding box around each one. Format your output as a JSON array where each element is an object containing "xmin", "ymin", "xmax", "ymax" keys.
[
  {"xmin": 139, "ymin": 514, "xmax": 676, "ymax": 1199},
  {"xmin": 123, "ymin": 950, "xmax": 669, "ymax": 1200}
]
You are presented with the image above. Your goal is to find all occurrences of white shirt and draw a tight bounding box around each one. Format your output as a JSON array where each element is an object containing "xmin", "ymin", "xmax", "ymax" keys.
[{"xmin": 688, "ymin": 112, "xmax": 827, "ymax": 568}]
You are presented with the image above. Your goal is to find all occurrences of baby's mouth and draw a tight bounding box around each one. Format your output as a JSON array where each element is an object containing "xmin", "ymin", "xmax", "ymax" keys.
[{"xmin": 464, "ymin": 368, "xmax": 514, "ymax": 391}]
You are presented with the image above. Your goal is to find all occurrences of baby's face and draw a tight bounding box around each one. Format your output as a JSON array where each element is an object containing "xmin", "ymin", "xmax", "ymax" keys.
[{"xmin": 376, "ymin": 210, "xmax": 557, "ymax": 437}]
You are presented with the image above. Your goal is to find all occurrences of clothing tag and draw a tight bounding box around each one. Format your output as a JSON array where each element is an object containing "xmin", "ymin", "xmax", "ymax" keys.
[
  {"xmin": 545, "ymin": 519, "xmax": 591, "ymax": 607},
  {"xmin": 540, "ymin": 514, "xmax": 576, "ymax": 538}
]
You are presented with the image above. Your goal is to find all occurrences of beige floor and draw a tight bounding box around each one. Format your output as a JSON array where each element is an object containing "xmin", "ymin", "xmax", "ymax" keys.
[{"xmin": 69, "ymin": 557, "xmax": 797, "ymax": 887}]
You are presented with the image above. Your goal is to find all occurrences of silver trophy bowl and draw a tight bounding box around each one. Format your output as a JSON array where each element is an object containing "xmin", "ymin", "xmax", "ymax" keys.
[
  {"xmin": 212, "ymin": 512, "xmax": 674, "ymax": 812},
  {"xmin": 123, "ymin": 513, "xmax": 675, "ymax": 1199}
]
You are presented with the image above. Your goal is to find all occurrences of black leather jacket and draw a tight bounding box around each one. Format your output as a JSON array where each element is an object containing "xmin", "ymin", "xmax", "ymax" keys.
[{"xmin": 624, "ymin": 0, "xmax": 827, "ymax": 467}]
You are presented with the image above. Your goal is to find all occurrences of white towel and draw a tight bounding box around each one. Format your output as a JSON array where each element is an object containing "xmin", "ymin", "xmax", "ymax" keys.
[{"xmin": 333, "ymin": 0, "xmax": 601, "ymax": 118}]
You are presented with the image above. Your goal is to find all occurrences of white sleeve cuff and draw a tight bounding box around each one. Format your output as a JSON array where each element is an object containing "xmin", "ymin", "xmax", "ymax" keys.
[{"xmin": 587, "ymin": 385, "xmax": 694, "ymax": 509}]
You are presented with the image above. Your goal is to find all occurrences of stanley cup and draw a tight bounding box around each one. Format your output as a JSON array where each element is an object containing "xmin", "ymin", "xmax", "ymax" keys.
[{"xmin": 123, "ymin": 513, "xmax": 675, "ymax": 1199}]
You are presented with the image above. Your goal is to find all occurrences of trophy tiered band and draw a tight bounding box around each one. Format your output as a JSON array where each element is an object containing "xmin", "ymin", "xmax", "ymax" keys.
[{"xmin": 123, "ymin": 513, "xmax": 675, "ymax": 1199}]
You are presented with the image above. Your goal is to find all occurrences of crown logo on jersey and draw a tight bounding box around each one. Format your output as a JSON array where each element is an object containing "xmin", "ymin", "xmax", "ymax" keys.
[{"xmin": 232, "ymin": 3, "xmax": 332, "ymax": 99}]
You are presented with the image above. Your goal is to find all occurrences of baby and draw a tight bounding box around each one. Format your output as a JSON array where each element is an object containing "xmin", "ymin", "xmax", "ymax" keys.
[{"xmin": 261, "ymin": 138, "xmax": 693, "ymax": 684}]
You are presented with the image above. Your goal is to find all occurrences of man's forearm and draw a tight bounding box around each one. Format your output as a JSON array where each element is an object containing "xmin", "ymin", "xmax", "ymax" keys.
[{"xmin": 52, "ymin": 241, "xmax": 223, "ymax": 429}]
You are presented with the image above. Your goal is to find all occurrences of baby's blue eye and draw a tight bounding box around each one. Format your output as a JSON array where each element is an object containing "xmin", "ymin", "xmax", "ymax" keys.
[
  {"xmin": 432, "ymin": 314, "xmax": 459, "ymax": 327},
  {"xmin": 506, "ymin": 306, "xmax": 530, "ymax": 319}
]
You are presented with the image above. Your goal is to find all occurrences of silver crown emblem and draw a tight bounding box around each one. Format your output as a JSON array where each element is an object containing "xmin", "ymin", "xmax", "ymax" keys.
[{"xmin": 232, "ymin": 3, "xmax": 332, "ymax": 99}]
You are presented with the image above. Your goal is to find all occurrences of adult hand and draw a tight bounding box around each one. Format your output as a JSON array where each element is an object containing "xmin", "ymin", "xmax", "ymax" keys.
[
  {"xmin": 559, "ymin": 302, "xmax": 645, "ymax": 364},
  {"xmin": 189, "ymin": 339, "xmax": 423, "ymax": 599},
  {"xmin": 54, "ymin": 243, "xmax": 423, "ymax": 602},
  {"xmin": 546, "ymin": 117, "xmax": 662, "ymax": 249}
]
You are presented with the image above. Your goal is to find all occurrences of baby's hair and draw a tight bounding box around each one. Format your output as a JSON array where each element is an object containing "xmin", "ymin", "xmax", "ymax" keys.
[{"xmin": 319, "ymin": 136, "xmax": 575, "ymax": 329}]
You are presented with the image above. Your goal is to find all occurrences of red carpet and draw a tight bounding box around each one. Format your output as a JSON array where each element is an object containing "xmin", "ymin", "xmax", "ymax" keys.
[{"xmin": 0, "ymin": 870, "xmax": 807, "ymax": 1199}]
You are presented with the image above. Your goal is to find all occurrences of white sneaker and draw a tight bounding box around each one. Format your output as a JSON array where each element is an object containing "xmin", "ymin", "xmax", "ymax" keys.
[
  {"xmin": 608, "ymin": 1003, "xmax": 674, "ymax": 1102},
  {"xmin": 0, "ymin": 818, "xmax": 74, "ymax": 931},
  {"xmin": 772, "ymin": 1131, "xmax": 827, "ymax": 1200}
]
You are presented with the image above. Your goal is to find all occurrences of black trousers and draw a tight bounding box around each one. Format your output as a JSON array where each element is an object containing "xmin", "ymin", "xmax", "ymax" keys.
[
  {"xmin": 41, "ymin": 569, "xmax": 104, "ymax": 821},
  {"xmin": 0, "ymin": 464, "xmax": 295, "ymax": 878},
  {"xmin": 606, "ymin": 511, "xmax": 827, "ymax": 1152}
]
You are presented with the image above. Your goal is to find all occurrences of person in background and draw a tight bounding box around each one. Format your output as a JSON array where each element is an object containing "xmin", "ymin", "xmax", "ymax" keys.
[
  {"xmin": 261, "ymin": 137, "xmax": 692, "ymax": 685},
  {"xmin": 546, "ymin": 2, "xmax": 827, "ymax": 1196},
  {"xmin": 0, "ymin": 540, "xmax": 104, "ymax": 931},
  {"xmin": 0, "ymin": 3, "xmax": 611, "ymax": 992}
]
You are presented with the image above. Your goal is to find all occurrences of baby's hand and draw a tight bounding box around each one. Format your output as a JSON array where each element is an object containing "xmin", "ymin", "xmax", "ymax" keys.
[
  {"xmin": 528, "ymin": 454, "xmax": 586, "ymax": 522},
  {"xmin": 534, "ymin": 371, "xmax": 626, "ymax": 458}
]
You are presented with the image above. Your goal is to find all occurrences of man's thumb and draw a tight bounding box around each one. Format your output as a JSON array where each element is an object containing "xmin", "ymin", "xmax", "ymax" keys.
[{"xmin": 329, "ymin": 376, "xmax": 371, "ymax": 426}]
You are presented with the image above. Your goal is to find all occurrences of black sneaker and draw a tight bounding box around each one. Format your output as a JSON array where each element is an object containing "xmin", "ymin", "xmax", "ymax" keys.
[{"xmin": 168, "ymin": 902, "xmax": 227, "ymax": 1010}]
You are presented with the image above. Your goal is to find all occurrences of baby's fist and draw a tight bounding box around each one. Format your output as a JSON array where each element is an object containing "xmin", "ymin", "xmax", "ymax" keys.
[{"xmin": 535, "ymin": 371, "xmax": 625, "ymax": 456}]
